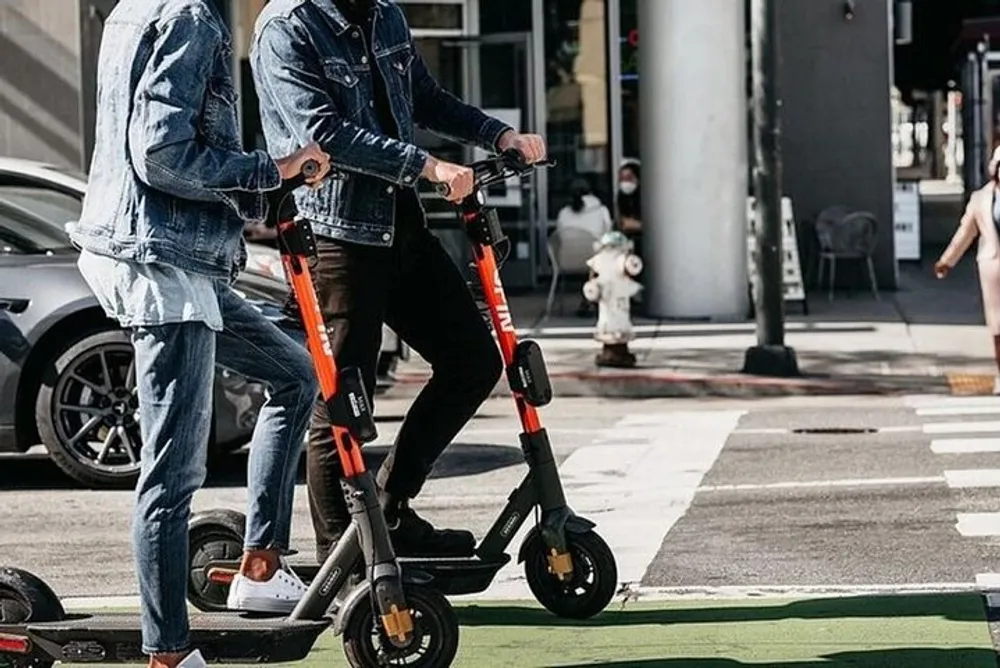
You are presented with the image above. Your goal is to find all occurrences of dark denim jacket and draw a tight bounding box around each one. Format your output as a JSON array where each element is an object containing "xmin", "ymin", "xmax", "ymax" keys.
[
  {"xmin": 250, "ymin": 0, "xmax": 513, "ymax": 246},
  {"xmin": 71, "ymin": 0, "xmax": 281, "ymax": 278}
]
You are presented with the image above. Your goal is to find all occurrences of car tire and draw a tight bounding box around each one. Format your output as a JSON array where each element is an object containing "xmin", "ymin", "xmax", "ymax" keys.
[{"xmin": 35, "ymin": 329, "xmax": 144, "ymax": 489}]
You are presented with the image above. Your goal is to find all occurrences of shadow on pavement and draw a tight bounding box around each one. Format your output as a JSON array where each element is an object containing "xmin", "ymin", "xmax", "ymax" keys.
[
  {"xmin": 0, "ymin": 442, "xmax": 524, "ymax": 490},
  {"xmin": 548, "ymin": 648, "xmax": 996, "ymax": 667},
  {"xmin": 457, "ymin": 593, "xmax": 986, "ymax": 627}
]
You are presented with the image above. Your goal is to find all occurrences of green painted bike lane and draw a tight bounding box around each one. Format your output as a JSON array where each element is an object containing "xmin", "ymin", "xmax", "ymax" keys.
[{"xmin": 77, "ymin": 593, "xmax": 998, "ymax": 667}]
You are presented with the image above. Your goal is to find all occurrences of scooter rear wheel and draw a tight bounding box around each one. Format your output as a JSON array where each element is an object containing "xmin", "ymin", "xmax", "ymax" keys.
[
  {"xmin": 0, "ymin": 568, "xmax": 65, "ymax": 668},
  {"xmin": 342, "ymin": 584, "xmax": 459, "ymax": 668},
  {"xmin": 187, "ymin": 513, "xmax": 245, "ymax": 612},
  {"xmin": 523, "ymin": 528, "xmax": 618, "ymax": 619}
]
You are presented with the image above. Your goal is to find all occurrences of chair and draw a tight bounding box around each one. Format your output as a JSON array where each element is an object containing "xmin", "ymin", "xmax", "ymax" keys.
[
  {"xmin": 542, "ymin": 226, "xmax": 600, "ymax": 322},
  {"xmin": 814, "ymin": 208, "xmax": 880, "ymax": 301}
]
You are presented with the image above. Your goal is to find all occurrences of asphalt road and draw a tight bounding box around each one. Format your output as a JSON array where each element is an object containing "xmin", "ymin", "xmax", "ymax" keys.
[{"xmin": 5, "ymin": 393, "xmax": 1000, "ymax": 606}]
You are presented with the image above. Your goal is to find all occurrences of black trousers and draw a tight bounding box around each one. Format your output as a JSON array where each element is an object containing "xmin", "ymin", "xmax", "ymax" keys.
[{"xmin": 293, "ymin": 209, "xmax": 503, "ymax": 559}]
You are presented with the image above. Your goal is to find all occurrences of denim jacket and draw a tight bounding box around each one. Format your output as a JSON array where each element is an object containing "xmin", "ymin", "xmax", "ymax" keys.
[
  {"xmin": 71, "ymin": 0, "xmax": 281, "ymax": 279},
  {"xmin": 250, "ymin": 0, "xmax": 513, "ymax": 246}
]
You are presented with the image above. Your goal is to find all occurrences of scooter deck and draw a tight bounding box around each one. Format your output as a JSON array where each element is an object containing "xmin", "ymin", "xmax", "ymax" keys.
[
  {"xmin": 0, "ymin": 613, "xmax": 328, "ymax": 664},
  {"xmin": 205, "ymin": 553, "xmax": 511, "ymax": 596}
]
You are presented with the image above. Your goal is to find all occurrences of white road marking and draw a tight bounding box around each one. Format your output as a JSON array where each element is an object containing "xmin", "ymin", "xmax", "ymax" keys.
[
  {"xmin": 698, "ymin": 476, "xmax": 944, "ymax": 493},
  {"xmin": 931, "ymin": 438, "xmax": 1000, "ymax": 454},
  {"xmin": 63, "ymin": 595, "xmax": 141, "ymax": 611},
  {"xmin": 976, "ymin": 573, "xmax": 1000, "ymax": 608},
  {"xmin": 463, "ymin": 410, "xmax": 744, "ymax": 600},
  {"xmin": 956, "ymin": 512, "xmax": 1000, "ymax": 536},
  {"xmin": 918, "ymin": 406, "xmax": 1000, "ymax": 417},
  {"xmin": 945, "ymin": 469, "xmax": 1000, "ymax": 488},
  {"xmin": 923, "ymin": 421, "xmax": 1000, "ymax": 434},
  {"xmin": 633, "ymin": 583, "xmax": 981, "ymax": 600},
  {"xmin": 906, "ymin": 395, "xmax": 1000, "ymax": 408}
]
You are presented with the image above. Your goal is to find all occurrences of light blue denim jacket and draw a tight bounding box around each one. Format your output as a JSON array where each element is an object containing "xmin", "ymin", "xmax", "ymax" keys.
[
  {"xmin": 71, "ymin": 0, "xmax": 281, "ymax": 279},
  {"xmin": 250, "ymin": 0, "xmax": 513, "ymax": 246}
]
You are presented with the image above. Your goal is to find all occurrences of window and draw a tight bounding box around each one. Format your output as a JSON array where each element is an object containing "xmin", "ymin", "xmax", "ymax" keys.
[{"xmin": 0, "ymin": 182, "xmax": 81, "ymax": 254}]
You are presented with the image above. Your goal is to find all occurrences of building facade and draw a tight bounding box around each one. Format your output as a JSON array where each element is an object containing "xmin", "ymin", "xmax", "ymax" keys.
[{"xmin": 0, "ymin": 0, "xmax": 898, "ymax": 311}]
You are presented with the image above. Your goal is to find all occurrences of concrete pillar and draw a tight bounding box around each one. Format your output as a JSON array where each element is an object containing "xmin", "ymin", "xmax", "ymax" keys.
[{"xmin": 638, "ymin": 0, "xmax": 748, "ymax": 319}]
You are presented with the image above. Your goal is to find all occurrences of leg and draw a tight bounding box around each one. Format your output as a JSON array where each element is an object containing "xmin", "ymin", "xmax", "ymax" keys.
[
  {"xmin": 828, "ymin": 256, "xmax": 836, "ymax": 301},
  {"xmin": 378, "ymin": 226, "xmax": 503, "ymax": 556},
  {"xmin": 131, "ymin": 323, "xmax": 215, "ymax": 660},
  {"xmin": 213, "ymin": 285, "xmax": 318, "ymax": 612},
  {"xmin": 866, "ymin": 255, "xmax": 880, "ymax": 301},
  {"xmin": 297, "ymin": 238, "xmax": 389, "ymax": 562}
]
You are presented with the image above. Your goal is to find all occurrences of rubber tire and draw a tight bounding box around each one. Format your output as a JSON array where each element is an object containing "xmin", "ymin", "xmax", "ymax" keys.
[
  {"xmin": 342, "ymin": 585, "xmax": 458, "ymax": 668},
  {"xmin": 0, "ymin": 568, "xmax": 65, "ymax": 668},
  {"xmin": 522, "ymin": 528, "xmax": 618, "ymax": 620},
  {"xmin": 187, "ymin": 515, "xmax": 245, "ymax": 612},
  {"xmin": 35, "ymin": 329, "xmax": 140, "ymax": 490}
]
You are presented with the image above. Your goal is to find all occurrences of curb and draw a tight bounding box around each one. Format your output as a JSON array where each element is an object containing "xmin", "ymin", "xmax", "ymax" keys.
[{"xmin": 384, "ymin": 369, "xmax": 953, "ymax": 399}]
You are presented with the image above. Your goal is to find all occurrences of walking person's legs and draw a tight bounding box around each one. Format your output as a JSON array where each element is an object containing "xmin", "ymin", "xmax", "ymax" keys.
[
  {"xmin": 213, "ymin": 284, "xmax": 319, "ymax": 611},
  {"xmin": 131, "ymin": 322, "xmax": 216, "ymax": 667}
]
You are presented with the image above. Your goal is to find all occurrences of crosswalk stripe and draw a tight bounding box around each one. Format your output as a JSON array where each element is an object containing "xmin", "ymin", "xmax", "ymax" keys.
[
  {"xmin": 918, "ymin": 406, "xmax": 1000, "ymax": 416},
  {"xmin": 956, "ymin": 512, "xmax": 1000, "ymax": 536},
  {"xmin": 906, "ymin": 396, "xmax": 1000, "ymax": 408},
  {"xmin": 931, "ymin": 438, "xmax": 1000, "ymax": 454},
  {"xmin": 924, "ymin": 420, "xmax": 1000, "ymax": 434},
  {"xmin": 945, "ymin": 469, "xmax": 1000, "ymax": 488},
  {"xmin": 467, "ymin": 409, "xmax": 744, "ymax": 600}
]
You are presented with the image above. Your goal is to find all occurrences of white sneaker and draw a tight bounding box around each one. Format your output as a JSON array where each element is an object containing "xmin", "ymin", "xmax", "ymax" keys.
[
  {"xmin": 176, "ymin": 650, "xmax": 207, "ymax": 668},
  {"xmin": 993, "ymin": 376, "xmax": 1000, "ymax": 395},
  {"xmin": 226, "ymin": 568, "xmax": 307, "ymax": 614}
]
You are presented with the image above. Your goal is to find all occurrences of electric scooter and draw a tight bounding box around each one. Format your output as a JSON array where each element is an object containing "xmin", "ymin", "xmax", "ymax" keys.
[
  {"xmin": 186, "ymin": 150, "xmax": 619, "ymax": 621},
  {"xmin": 0, "ymin": 161, "xmax": 460, "ymax": 668}
]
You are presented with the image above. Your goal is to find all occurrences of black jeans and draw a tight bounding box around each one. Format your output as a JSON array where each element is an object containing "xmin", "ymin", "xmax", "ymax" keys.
[{"xmin": 293, "ymin": 211, "xmax": 503, "ymax": 559}]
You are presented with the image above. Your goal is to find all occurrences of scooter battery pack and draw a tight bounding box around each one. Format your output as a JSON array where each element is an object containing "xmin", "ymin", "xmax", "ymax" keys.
[
  {"xmin": 506, "ymin": 340, "xmax": 552, "ymax": 407},
  {"xmin": 327, "ymin": 366, "xmax": 378, "ymax": 443}
]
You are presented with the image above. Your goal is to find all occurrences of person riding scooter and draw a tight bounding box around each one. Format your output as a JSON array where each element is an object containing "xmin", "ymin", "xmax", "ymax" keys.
[
  {"xmin": 250, "ymin": 0, "xmax": 546, "ymax": 568},
  {"xmin": 69, "ymin": 0, "xmax": 332, "ymax": 666}
]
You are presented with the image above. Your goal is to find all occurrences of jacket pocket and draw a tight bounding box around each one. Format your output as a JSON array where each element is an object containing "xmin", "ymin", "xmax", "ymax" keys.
[{"xmin": 322, "ymin": 58, "xmax": 363, "ymax": 119}]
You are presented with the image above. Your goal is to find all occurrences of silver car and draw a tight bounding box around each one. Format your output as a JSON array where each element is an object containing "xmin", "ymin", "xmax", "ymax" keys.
[{"xmin": 0, "ymin": 158, "xmax": 407, "ymax": 489}]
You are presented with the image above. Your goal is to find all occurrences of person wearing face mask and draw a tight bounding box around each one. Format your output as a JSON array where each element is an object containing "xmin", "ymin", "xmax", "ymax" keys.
[
  {"xmin": 555, "ymin": 178, "xmax": 613, "ymax": 316},
  {"xmin": 936, "ymin": 145, "xmax": 1000, "ymax": 394},
  {"xmin": 617, "ymin": 160, "xmax": 642, "ymax": 231}
]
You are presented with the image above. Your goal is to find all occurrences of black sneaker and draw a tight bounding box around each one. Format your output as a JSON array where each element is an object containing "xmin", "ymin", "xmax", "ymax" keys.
[{"xmin": 385, "ymin": 501, "xmax": 476, "ymax": 558}]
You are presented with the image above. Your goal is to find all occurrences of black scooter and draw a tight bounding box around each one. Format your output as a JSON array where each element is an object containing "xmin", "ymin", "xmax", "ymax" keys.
[
  {"xmin": 0, "ymin": 161, "xmax": 460, "ymax": 668},
  {"xmin": 186, "ymin": 150, "xmax": 619, "ymax": 621}
]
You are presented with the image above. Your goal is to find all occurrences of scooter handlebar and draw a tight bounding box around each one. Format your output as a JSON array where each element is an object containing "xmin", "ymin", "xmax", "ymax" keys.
[
  {"xmin": 264, "ymin": 159, "xmax": 322, "ymax": 228},
  {"xmin": 433, "ymin": 149, "xmax": 555, "ymax": 199}
]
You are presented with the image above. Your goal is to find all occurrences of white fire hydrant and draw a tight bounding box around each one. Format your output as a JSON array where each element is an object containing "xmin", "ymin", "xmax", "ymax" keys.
[{"xmin": 582, "ymin": 231, "xmax": 643, "ymax": 368}]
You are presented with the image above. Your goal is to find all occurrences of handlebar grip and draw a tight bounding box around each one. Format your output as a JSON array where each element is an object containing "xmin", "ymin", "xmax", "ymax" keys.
[
  {"xmin": 282, "ymin": 159, "xmax": 321, "ymax": 191},
  {"xmin": 435, "ymin": 183, "xmax": 451, "ymax": 198}
]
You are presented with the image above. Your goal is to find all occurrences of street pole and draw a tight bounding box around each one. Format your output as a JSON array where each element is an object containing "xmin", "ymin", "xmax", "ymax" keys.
[{"xmin": 742, "ymin": 0, "xmax": 799, "ymax": 377}]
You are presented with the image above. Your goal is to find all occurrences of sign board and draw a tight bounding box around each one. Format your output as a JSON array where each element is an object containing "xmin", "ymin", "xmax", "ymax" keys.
[
  {"xmin": 893, "ymin": 180, "xmax": 921, "ymax": 261},
  {"xmin": 746, "ymin": 197, "xmax": 806, "ymax": 305}
]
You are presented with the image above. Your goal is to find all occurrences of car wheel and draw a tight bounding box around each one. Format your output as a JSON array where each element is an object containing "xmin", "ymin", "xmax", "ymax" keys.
[{"xmin": 35, "ymin": 329, "xmax": 143, "ymax": 489}]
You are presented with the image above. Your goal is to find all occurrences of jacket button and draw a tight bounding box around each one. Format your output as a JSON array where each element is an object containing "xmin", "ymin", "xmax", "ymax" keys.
[
  {"xmin": 386, "ymin": 186, "xmax": 394, "ymax": 194},
  {"xmin": 403, "ymin": 175, "xmax": 412, "ymax": 183},
  {"xmin": 361, "ymin": 56, "xmax": 368, "ymax": 64},
  {"xmin": 382, "ymin": 232, "xmax": 391, "ymax": 242},
  {"xmin": 352, "ymin": 31, "xmax": 359, "ymax": 38}
]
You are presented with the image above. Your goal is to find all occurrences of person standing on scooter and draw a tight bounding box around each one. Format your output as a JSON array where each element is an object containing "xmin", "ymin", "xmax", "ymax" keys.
[
  {"xmin": 70, "ymin": 0, "xmax": 332, "ymax": 666},
  {"xmin": 250, "ymin": 0, "xmax": 547, "ymax": 562}
]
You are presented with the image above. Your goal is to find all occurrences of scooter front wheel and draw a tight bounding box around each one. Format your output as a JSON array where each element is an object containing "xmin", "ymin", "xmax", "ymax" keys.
[
  {"xmin": 187, "ymin": 511, "xmax": 246, "ymax": 612},
  {"xmin": 341, "ymin": 584, "xmax": 459, "ymax": 668},
  {"xmin": 522, "ymin": 528, "xmax": 618, "ymax": 619},
  {"xmin": 0, "ymin": 567, "xmax": 66, "ymax": 668}
]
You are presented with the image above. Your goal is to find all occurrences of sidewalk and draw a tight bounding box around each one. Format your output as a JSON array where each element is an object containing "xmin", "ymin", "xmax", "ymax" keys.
[{"xmin": 384, "ymin": 256, "xmax": 998, "ymax": 399}]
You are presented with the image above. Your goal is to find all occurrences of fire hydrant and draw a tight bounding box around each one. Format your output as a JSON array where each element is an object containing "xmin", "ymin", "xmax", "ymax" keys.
[{"xmin": 582, "ymin": 231, "xmax": 643, "ymax": 368}]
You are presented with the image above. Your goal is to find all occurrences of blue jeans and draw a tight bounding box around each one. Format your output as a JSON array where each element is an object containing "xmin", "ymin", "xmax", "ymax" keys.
[{"xmin": 130, "ymin": 284, "xmax": 316, "ymax": 654}]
